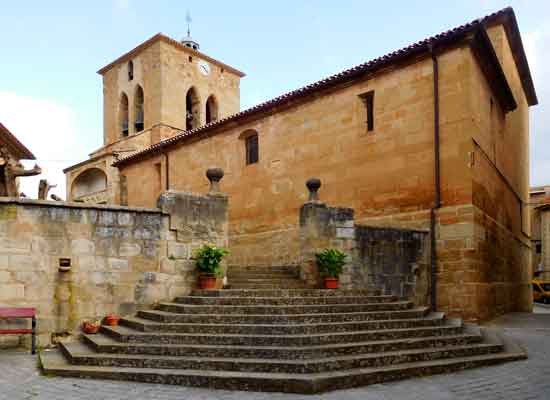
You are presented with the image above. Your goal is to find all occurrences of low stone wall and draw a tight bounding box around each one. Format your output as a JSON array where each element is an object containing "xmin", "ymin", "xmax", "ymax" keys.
[
  {"xmin": 354, "ymin": 225, "xmax": 429, "ymax": 306},
  {"xmin": 298, "ymin": 180, "xmax": 429, "ymax": 304},
  {"xmin": 0, "ymin": 184, "xmax": 228, "ymax": 348}
]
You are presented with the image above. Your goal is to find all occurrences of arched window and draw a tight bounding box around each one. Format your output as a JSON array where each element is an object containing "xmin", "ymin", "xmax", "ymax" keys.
[
  {"xmin": 71, "ymin": 168, "xmax": 108, "ymax": 203},
  {"xmin": 205, "ymin": 95, "xmax": 218, "ymax": 124},
  {"xmin": 241, "ymin": 130, "xmax": 259, "ymax": 165},
  {"xmin": 128, "ymin": 60, "xmax": 134, "ymax": 81},
  {"xmin": 185, "ymin": 87, "xmax": 200, "ymax": 130},
  {"xmin": 119, "ymin": 92, "xmax": 129, "ymax": 137},
  {"xmin": 134, "ymin": 85, "xmax": 144, "ymax": 132}
]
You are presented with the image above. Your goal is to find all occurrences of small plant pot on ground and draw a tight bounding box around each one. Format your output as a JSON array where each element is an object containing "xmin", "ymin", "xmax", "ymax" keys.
[
  {"xmin": 199, "ymin": 274, "xmax": 217, "ymax": 290},
  {"xmin": 324, "ymin": 277, "xmax": 340, "ymax": 289},
  {"xmin": 82, "ymin": 321, "xmax": 100, "ymax": 334},
  {"xmin": 103, "ymin": 315, "xmax": 121, "ymax": 326}
]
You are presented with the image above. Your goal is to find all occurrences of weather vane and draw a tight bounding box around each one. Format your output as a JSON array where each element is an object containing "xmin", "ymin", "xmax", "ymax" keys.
[{"xmin": 186, "ymin": 11, "xmax": 192, "ymax": 37}]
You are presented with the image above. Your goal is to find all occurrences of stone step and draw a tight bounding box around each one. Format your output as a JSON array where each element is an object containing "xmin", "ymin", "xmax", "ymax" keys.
[
  {"xmin": 83, "ymin": 331, "xmax": 483, "ymax": 359},
  {"xmin": 228, "ymin": 282, "xmax": 307, "ymax": 289},
  {"xmin": 137, "ymin": 307, "xmax": 430, "ymax": 325},
  {"xmin": 229, "ymin": 277, "xmax": 303, "ymax": 283},
  {"xmin": 227, "ymin": 272, "xmax": 300, "ymax": 280},
  {"xmin": 228, "ymin": 266, "xmax": 299, "ymax": 274},
  {"xmin": 60, "ymin": 340, "xmax": 504, "ymax": 374},
  {"xmin": 100, "ymin": 323, "xmax": 464, "ymax": 346},
  {"xmin": 120, "ymin": 313, "xmax": 445, "ymax": 335},
  {"xmin": 40, "ymin": 349, "xmax": 526, "ymax": 394},
  {"xmin": 156, "ymin": 301, "xmax": 413, "ymax": 315},
  {"xmin": 174, "ymin": 295, "xmax": 399, "ymax": 306},
  {"xmin": 190, "ymin": 289, "xmax": 379, "ymax": 298}
]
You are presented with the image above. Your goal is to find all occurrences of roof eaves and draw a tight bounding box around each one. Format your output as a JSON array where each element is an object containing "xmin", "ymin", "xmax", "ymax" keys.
[
  {"xmin": 469, "ymin": 26, "xmax": 517, "ymax": 112},
  {"xmin": 485, "ymin": 8, "xmax": 538, "ymax": 106},
  {"xmin": 112, "ymin": 7, "xmax": 533, "ymax": 168},
  {"xmin": 0, "ymin": 122, "xmax": 36, "ymax": 160}
]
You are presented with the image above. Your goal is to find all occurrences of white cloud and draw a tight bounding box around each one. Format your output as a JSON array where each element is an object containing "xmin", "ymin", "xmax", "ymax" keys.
[
  {"xmin": 0, "ymin": 92, "xmax": 80, "ymax": 199},
  {"xmin": 524, "ymin": 22, "xmax": 550, "ymax": 187}
]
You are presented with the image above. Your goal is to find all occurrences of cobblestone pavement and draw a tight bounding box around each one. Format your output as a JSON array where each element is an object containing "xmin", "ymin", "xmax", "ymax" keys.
[{"xmin": 1, "ymin": 308, "xmax": 549, "ymax": 400}]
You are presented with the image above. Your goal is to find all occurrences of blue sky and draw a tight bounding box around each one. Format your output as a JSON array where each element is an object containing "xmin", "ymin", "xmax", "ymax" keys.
[{"xmin": 1, "ymin": 0, "xmax": 548, "ymax": 197}]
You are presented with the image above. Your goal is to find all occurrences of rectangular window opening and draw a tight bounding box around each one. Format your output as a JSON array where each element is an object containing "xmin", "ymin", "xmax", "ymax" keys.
[
  {"xmin": 360, "ymin": 91, "xmax": 375, "ymax": 132},
  {"xmin": 246, "ymin": 135, "xmax": 259, "ymax": 165}
]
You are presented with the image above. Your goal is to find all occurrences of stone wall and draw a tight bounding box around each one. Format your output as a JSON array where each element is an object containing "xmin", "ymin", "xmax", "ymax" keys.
[
  {"xmin": 299, "ymin": 201, "xmax": 356, "ymax": 288},
  {"xmin": 0, "ymin": 182, "xmax": 228, "ymax": 349},
  {"xmin": 355, "ymin": 225, "xmax": 429, "ymax": 306},
  {"xmin": 298, "ymin": 184, "xmax": 429, "ymax": 304}
]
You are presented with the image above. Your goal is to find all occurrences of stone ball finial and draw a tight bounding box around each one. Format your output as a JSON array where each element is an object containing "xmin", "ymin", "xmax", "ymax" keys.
[
  {"xmin": 206, "ymin": 168, "xmax": 224, "ymax": 193},
  {"xmin": 306, "ymin": 178, "xmax": 321, "ymax": 202}
]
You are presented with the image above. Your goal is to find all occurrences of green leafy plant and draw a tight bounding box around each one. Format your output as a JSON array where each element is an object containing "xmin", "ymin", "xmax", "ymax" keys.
[
  {"xmin": 316, "ymin": 248, "xmax": 347, "ymax": 278},
  {"xmin": 193, "ymin": 244, "xmax": 229, "ymax": 276}
]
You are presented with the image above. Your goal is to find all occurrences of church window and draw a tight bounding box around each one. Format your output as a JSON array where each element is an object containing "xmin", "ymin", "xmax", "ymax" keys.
[
  {"xmin": 128, "ymin": 60, "xmax": 134, "ymax": 81},
  {"xmin": 134, "ymin": 85, "xmax": 144, "ymax": 132},
  {"xmin": 245, "ymin": 133, "xmax": 259, "ymax": 165},
  {"xmin": 205, "ymin": 95, "xmax": 218, "ymax": 124},
  {"xmin": 186, "ymin": 87, "xmax": 200, "ymax": 130},
  {"xmin": 536, "ymin": 243, "xmax": 542, "ymax": 254},
  {"xmin": 189, "ymin": 56, "xmax": 193, "ymax": 62},
  {"xmin": 119, "ymin": 92, "xmax": 129, "ymax": 137},
  {"xmin": 360, "ymin": 90, "xmax": 375, "ymax": 131}
]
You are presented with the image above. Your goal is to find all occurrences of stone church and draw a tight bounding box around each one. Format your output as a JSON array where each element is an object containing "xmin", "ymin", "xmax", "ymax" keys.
[{"xmin": 64, "ymin": 7, "xmax": 537, "ymax": 322}]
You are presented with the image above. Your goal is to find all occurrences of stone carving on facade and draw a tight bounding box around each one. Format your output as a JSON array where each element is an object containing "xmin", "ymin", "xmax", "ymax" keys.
[
  {"xmin": 0, "ymin": 146, "xmax": 41, "ymax": 197},
  {"xmin": 38, "ymin": 179, "xmax": 57, "ymax": 200}
]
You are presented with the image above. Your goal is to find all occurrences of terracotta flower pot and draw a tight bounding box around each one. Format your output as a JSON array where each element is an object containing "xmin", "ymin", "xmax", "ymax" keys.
[
  {"xmin": 82, "ymin": 322, "xmax": 100, "ymax": 334},
  {"xmin": 200, "ymin": 274, "xmax": 217, "ymax": 290},
  {"xmin": 324, "ymin": 277, "xmax": 339, "ymax": 289},
  {"xmin": 104, "ymin": 315, "xmax": 121, "ymax": 326}
]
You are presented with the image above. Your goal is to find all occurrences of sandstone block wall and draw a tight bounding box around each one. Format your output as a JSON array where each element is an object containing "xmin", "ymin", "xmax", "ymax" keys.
[
  {"xmin": 118, "ymin": 22, "xmax": 532, "ymax": 322},
  {"xmin": 0, "ymin": 190, "xmax": 228, "ymax": 349}
]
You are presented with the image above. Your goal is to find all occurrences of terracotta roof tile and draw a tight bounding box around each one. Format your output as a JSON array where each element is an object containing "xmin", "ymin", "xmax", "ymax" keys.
[
  {"xmin": 113, "ymin": 7, "xmax": 536, "ymax": 167},
  {"xmin": 0, "ymin": 122, "xmax": 35, "ymax": 160}
]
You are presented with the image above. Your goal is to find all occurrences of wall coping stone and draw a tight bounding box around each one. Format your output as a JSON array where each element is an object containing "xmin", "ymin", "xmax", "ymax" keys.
[{"xmin": 0, "ymin": 197, "xmax": 161, "ymax": 214}]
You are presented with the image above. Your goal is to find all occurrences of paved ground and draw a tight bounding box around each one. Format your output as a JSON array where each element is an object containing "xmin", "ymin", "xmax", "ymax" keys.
[{"xmin": 1, "ymin": 306, "xmax": 549, "ymax": 400}]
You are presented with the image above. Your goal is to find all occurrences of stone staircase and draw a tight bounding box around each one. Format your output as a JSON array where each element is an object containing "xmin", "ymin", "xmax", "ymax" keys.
[
  {"xmin": 226, "ymin": 265, "xmax": 307, "ymax": 289},
  {"xmin": 40, "ymin": 266, "xmax": 526, "ymax": 394}
]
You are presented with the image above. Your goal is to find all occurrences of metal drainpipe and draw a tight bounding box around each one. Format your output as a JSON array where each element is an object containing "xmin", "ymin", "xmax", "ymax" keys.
[
  {"xmin": 164, "ymin": 151, "xmax": 170, "ymax": 191},
  {"xmin": 430, "ymin": 45, "xmax": 441, "ymax": 312}
]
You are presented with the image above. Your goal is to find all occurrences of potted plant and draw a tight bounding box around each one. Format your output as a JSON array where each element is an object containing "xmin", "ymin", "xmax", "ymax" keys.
[
  {"xmin": 316, "ymin": 248, "xmax": 347, "ymax": 289},
  {"xmin": 82, "ymin": 320, "xmax": 101, "ymax": 334},
  {"xmin": 193, "ymin": 244, "xmax": 229, "ymax": 290},
  {"xmin": 104, "ymin": 314, "xmax": 121, "ymax": 326}
]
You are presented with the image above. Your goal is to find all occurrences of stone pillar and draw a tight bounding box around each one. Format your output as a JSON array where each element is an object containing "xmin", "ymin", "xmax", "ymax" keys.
[
  {"xmin": 299, "ymin": 178, "xmax": 356, "ymax": 288},
  {"xmin": 156, "ymin": 169, "xmax": 229, "ymax": 292}
]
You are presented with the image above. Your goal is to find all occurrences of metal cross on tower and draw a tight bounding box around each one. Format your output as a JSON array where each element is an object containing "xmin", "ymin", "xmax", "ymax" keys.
[{"xmin": 186, "ymin": 11, "xmax": 192, "ymax": 37}]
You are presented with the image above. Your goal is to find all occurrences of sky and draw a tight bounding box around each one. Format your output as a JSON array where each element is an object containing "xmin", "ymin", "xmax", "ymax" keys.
[{"xmin": 0, "ymin": 0, "xmax": 548, "ymax": 198}]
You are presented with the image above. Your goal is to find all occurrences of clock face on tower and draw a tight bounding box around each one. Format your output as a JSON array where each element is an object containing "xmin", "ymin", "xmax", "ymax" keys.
[{"xmin": 198, "ymin": 60, "xmax": 210, "ymax": 76}]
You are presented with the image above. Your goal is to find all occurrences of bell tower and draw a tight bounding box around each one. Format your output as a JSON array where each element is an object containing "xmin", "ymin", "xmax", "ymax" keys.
[{"xmin": 64, "ymin": 25, "xmax": 245, "ymax": 204}]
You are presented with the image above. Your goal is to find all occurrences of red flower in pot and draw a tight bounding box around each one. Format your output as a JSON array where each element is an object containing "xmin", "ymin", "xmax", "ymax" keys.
[
  {"xmin": 104, "ymin": 315, "xmax": 121, "ymax": 326},
  {"xmin": 82, "ymin": 320, "xmax": 100, "ymax": 334}
]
